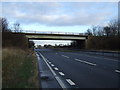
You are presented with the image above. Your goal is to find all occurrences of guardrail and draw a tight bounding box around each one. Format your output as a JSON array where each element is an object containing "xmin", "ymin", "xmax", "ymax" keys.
[{"xmin": 12, "ymin": 30, "xmax": 85, "ymax": 35}]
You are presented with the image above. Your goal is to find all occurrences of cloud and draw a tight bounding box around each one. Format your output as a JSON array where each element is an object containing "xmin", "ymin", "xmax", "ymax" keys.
[{"xmin": 1, "ymin": 2, "xmax": 118, "ymax": 26}]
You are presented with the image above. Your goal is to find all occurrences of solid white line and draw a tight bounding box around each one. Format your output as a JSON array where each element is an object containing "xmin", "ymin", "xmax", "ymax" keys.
[
  {"xmin": 38, "ymin": 53, "xmax": 67, "ymax": 89},
  {"xmin": 66, "ymin": 79, "xmax": 75, "ymax": 85},
  {"xmin": 75, "ymin": 58, "xmax": 96, "ymax": 66},
  {"xmin": 54, "ymin": 67, "xmax": 59, "ymax": 70},
  {"xmin": 115, "ymin": 70, "xmax": 120, "ymax": 73},
  {"xmin": 51, "ymin": 64, "xmax": 55, "ymax": 67},
  {"xmin": 59, "ymin": 72, "xmax": 65, "ymax": 76},
  {"xmin": 62, "ymin": 55, "xmax": 69, "ymax": 58},
  {"xmin": 36, "ymin": 53, "xmax": 40, "ymax": 61}
]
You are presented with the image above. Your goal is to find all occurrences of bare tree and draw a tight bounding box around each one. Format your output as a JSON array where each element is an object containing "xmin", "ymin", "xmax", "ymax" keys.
[
  {"xmin": 92, "ymin": 26, "xmax": 97, "ymax": 36},
  {"xmin": 13, "ymin": 22, "xmax": 22, "ymax": 32},
  {"xmin": 108, "ymin": 19, "xmax": 118, "ymax": 36},
  {"xmin": 103, "ymin": 26, "xmax": 111, "ymax": 36},
  {"xmin": 118, "ymin": 19, "xmax": 120, "ymax": 36},
  {"xmin": 0, "ymin": 18, "xmax": 10, "ymax": 32},
  {"xmin": 97, "ymin": 26, "xmax": 104, "ymax": 36},
  {"xmin": 85, "ymin": 29, "xmax": 93, "ymax": 35}
]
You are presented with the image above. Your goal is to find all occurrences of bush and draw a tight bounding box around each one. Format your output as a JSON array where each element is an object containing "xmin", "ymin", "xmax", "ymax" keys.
[
  {"xmin": 86, "ymin": 36, "xmax": 120, "ymax": 51},
  {"xmin": 2, "ymin": 32, "xmax": 28, "ymax": 49}
]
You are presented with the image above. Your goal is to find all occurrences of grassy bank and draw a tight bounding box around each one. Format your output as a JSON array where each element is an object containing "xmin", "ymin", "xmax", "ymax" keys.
[{"xmin": 2, "ymin": 48, "xmax": 39, "ymax": 88}]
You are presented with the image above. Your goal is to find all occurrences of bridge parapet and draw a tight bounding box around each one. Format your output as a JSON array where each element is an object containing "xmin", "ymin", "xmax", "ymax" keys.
[{"xmin": 12, "ymin": 30, "xmax": 85, "ymax": 35}]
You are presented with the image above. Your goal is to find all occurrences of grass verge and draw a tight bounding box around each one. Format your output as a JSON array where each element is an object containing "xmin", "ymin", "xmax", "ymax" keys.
[{"xmin": 2, "ymin": 48, "xmax": 39, "ymax": 88}]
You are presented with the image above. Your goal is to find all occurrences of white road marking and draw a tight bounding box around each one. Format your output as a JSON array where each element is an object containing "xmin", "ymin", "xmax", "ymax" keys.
[
  {"xmin": 115, "ymin": 70, "xmax": 120, "ymax": 73},
  {"xmin": 62, "ymin": 55, "xmax": 69, "ymax": 58},
  {"xmin": 59, "ymin": 72, "xmax": 65, "ymax": 76},
  {"xmin": 38, "ymin": 53, "xmax": 67, "ymax": 89},
  {"xmin": 49, "ymin": 62, "xmax": 51, "ymax": 64},
  {"xmin": 75, "ymin": 58, "xmax": 96, "ymax": 66},
  {"xmin": 36, "ymin": 54, "xmax": 40, "ymax": 60},
  {"xmin": 54, "ymin": 67, "xmax": 59, "ymax": 70},
  {"xmin": 73, "ymin": 53, "xmax": 119, "ymax": 62},
  {"xmin": 66, "ymin": 79, "xmax": 75, "ymax": 85},
  {"xmin": 51, "ymin": 64, "xmax": 55, "ymax": 67}
]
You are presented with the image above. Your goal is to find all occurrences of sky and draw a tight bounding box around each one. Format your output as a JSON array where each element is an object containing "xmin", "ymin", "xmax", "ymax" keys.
[{"xmin": 1, "ymin": 2, "xmax": 118, "ymax": 46}]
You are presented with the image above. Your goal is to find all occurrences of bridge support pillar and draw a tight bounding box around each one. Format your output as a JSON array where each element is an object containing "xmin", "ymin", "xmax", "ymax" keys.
[{"xmin": 76, "ymin": 40, "xmax": 86, "ymax": 49}]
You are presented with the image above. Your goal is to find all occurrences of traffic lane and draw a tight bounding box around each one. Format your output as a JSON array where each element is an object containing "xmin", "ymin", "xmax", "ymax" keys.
[
  {"xmin": 37, "ymin": 49, "xmax": 119, "ymax": 73},
  {"xmin": 40, "ymin": 51, "xmax": 118, "ymax": 87},
  {"xmin": 39, "ymin": 51, "xmax": 119, "ymax": 88},
  {"xmin": 58, "ymin": 51, "xmax": 119, "ymax": 70}
]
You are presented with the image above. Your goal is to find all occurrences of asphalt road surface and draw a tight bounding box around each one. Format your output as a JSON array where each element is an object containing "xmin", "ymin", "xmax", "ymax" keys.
[{"xmin": 35, "ymin": 48, "xmax": 120, "ymax": 88}]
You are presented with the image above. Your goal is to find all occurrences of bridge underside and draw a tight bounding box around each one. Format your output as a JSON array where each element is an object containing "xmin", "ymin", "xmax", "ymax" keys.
[{"xmin": 25, "ymin": 34, "xmax": 87, "ymax": 49}]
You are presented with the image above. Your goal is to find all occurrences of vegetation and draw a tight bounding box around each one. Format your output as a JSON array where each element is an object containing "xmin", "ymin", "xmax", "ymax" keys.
[
  {"xmin": 84, "ymin": 19, "xmax": 120, "ymax": 51},
  {"xmin": 86, "ymin": 36, "xmax": 120, "ymax": 51},
  {"xmin": 85, "ymin": 19, "xmax": 120, "ymax": 37},
  {"xmin": 2, "ymin": 48, "xmax": 39, "ymax": 88},
  {"xmin": 72, "ymin": 19, "xmax": 120, "ymax": 51},
  {"xmin": 2, "ymin": 32, "xmax": 29, "ymax": 49},
  {"xmin": 1, "ymin": 17, "xmax": 39, "ymax": 88}
]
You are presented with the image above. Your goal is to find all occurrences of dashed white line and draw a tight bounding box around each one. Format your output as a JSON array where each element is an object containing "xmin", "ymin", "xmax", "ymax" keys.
[
  {"xmin": 51, "ymin": 64, "xmax": 55, "ymax": 67},
  {"xmin": 73, "ymin": 53, "xmax": 119, "ymax": 62},
  {"xmin": 38, "ymin": 53, "xmax": 67, "ymax": 88},
  {"xmin": 115, "ymin": 70, "xmax": 120, "ymax": 73},
  {"xmin": 66, "ymin": 79, "xmax": 75, "ymax": 85},
  {"xmin": 75, "ymin": 58, "xmax": 96, "ymax": 66},
  {"xmin": 49, "ymin": 62, "xmax": 51, "ymax": 64},
  {"xmin": 59, "ymin": 72, "xmax": 65, "ymax": 76},
  {"xmin": 62, "ymin": 55, "xmax": 69, "ymax": 58},
  {"xmin": 54, "ymin": 67, "xmax": 59, "ymax": 70}
]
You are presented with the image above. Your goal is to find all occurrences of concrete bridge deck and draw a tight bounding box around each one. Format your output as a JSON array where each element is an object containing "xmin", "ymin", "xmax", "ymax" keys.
[{"xmin": 12, "ymin": 31, "xmax": 88, "ymax": 40}]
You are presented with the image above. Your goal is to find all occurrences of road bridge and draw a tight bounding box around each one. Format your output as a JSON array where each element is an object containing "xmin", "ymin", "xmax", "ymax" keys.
[{"xmin": 12, "ymin": 31, "xmax": 88, "ymax": 48}]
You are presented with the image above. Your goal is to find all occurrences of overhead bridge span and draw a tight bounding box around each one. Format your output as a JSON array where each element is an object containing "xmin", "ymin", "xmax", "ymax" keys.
[{"xmin": 12, "ymin": 31, "xmax": 88, "ymax": 48}]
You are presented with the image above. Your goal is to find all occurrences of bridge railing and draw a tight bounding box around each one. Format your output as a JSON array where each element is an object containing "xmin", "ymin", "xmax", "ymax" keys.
[{"xmin": 12, "ymin": 30, "xmax": 85, "ymax": 35}]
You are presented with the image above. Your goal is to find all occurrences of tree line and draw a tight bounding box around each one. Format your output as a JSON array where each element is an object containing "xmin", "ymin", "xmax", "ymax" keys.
[
  {"xmin": 1, "ymin": 18, "xmax": 22, "ymax": 33},
  {"xmin": 85, "ymin": 19, "xmax": 120, "ymax": 37}
]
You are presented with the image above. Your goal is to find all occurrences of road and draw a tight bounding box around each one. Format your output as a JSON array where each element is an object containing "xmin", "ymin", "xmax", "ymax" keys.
[{"xmin": 35, "ymin": 48, "xmax": 120, "ymax": 88}]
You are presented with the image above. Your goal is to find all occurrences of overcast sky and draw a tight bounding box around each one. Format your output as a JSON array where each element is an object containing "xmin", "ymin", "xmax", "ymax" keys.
[
  {"xmin": 1, "ymin": 2, "xmax": 118, "ymax": 45},
  {"xmin": 1, "ymin": 2, "xmax": 118, "ymax": 32}
]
